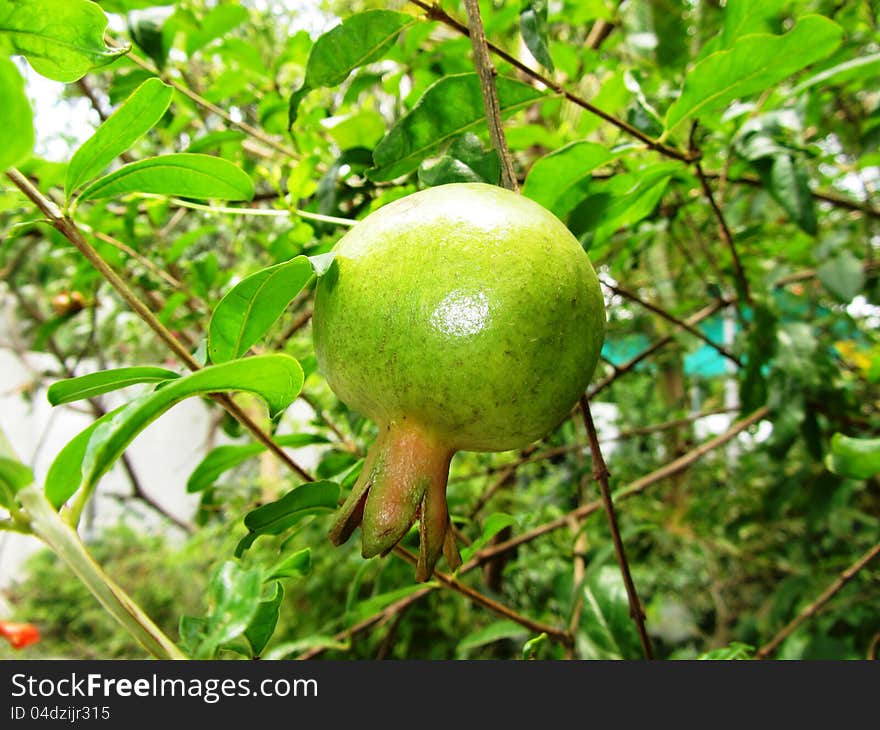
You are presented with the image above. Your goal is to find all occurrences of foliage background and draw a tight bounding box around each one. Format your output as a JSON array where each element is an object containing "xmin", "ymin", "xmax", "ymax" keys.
[{"xmin": 0, "ymin": 0, "xmax": 878, "ymax": 660}]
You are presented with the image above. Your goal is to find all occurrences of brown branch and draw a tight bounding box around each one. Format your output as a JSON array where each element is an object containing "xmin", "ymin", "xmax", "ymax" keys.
[
  {"xmin": 408, "ymin": 0, "xmax": 695, "ymax": 164},
  {"xmin": 462, "ymin": 0, "xmax": 518, "ymax": 191},
  {"xmin": 392, "ymin": 545, "xmax": 574, "ymax": 648},
  {"xmin": 579, "ymin": 396, "xmax": 654, "ymax": 659},
  {"xmin": 588, "ymin": 297, "xmax": 733, "ymax": 398},
  {"xmin": 756, "ymin": 541, "xmax": 880, "ymax": 660},
  {"xmin": 3, "ymin": 277, "xmax": 195, "ymax": 534},
  {"xmin": 113, "ymin": 45, "xmax": 299, "ymax": 161},
  {"xmin": 468, "ymin": 406, "xmax": 769, "ymax": 568},
  {"xmin": 6, "ymin": 168, "xmax": 314, "ymax": 483},
  {"xmin": 297, "ymin": 585, "xmax": 435, "ymax": 660},
  {"xmin": 602, "ymin": 277, "xmax": 741, "ymax": 366},
  {"xmin": 706, "ymin": 172, "xmax": 880, "ymax": 220},
  {"xmin": 695, "ymin": 161, "xmax": 752, "ymax": 307}
]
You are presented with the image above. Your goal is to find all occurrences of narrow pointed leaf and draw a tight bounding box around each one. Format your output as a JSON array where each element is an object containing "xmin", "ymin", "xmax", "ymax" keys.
[
  {"xmin": 66, "ymin": 78, "xmax": 173, "ymax": 199},
  {"xmin": 47, "ymin": 366, "xmax": 180, "ymax": 406},
  {"xmin": 77, "ymin": 153, "xmax": 255, "ymax": 202},
  {"xmin": 0, "ymin": 58, "xmax": 33, "ymax": 171},
  {"xmin": 791, "ymin": 52, "xmax": 880, "ymax": 94},
  {"xmin": 0, "ymin": 457, "xmax": 33, "ymax": 509},
  {"xmin": 520, "ymin": 0, "xmax": 554, "ymax": 71},
  {"xmin": 236, "ymin": 481, "xmax": 340, "ymax": 556},
  {"xmin": 244, "ymin": 581, "xmax": 284, "ymax": 657},
  {"xmin": 367, "ymin": 73, "xmax": 545, "ymax": 182},
  {"xmin": 665, "ymin": 15, "xmax": 843, "ymax": 133},
  {"xmin": 288, "ymin": 10, "xmax": 415, "ymax": 125},
  {"xmin": 267, "ymin": 548, "xmax": 312, "ymax": 581},
  {"xmin": 208, "ymin": 256, "xmax": 314, "ymax": 364},
  {"xmin": 826, "ymin": 434, "xmax": 880, "ymax": 480},
  {"xmin": 187, "ymin": 433, "xmax": 329, "ymax": 493},
  {"xmin": 522, "ymin": 141, "xmax": 616, "ymax": 218},
  {"xmin": 76, "ymin": 355, "xmax": 302, "ymax": 497},
  {"xmin": 0, "ymin": 0, "xmax": 125, "ymax": 82},
  {"xmin": 45, "ymin": 407, "xmax": 124, "ymax": 509}
]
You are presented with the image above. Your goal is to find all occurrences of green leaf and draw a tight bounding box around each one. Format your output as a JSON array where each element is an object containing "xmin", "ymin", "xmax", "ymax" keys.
[
  {"xmin": 0, "ymin": 457, "xmax": 34, "ymax": 510},
  {"xmin": 418, "ymin": 132, "xmax": 500, "ymax": 187},
  {"xmin": 664, "ymin": 15, "xmax": 843, "ymax": 134},
  {"xmin": 698, "ymin": 642, "xmax": 754, "ymax": 660},
  {"xmin": 522, "ymin": 141, "xmax": 616, "ymax": 219},
  {"xmin": 45, "ymin": 406, "xmax": 125, "ymax": 509},
  {"xmin": 0, "ymin": 0, "xmax": 125, "ymax": 82},
  {"xmin": 791, "ymin": 52, "xmax": 880, "ymax": 95},
  {"xmin": 235, "ymin": 480, "xmax": 340, "ymax": 556},
  {"xmin": 47, "ymin": 366, "xmax": 180, "ymax": 406},
  {"xmin": 186, "ymin": 433, "xmax": 329, "ymax": 493},
  {"xmin": 719, "ymin": 0, "xmax": 784, "ymax": 50},
  {"xmin": 208, "ymin": 256, "xmax": 314, "ymax": 364},
  {"xmin": 128, "ymin": 7, "xmax": 173, "ymax": 70},
  {"xmin": 316, "ymin": 449, "xmax": 359, "ymax": 479},
  {"xmin": 520, "ymin": 0, "xmax": 554, "ymax": 71},
  {"xmin": 569, "ymin": 162, "xmax": 678, "ymax": 243},
  {"xmin": 348, "ymin": 583, "xmax": 433, "ymax": 625},
  {"xmin": 756, "ymin": 154, "xmax": 817, "ymax": 236},
  {"xmin": 190, "ymin": 561, "xmax": 263, "ymax": 658},
  {"xmin": 0, "ymin": 58, "xmax": 34, "ymax": 171},
  {"xmin": 522, "ymin": 632, "xmax": 548, "ymax": 659},
  {"xmin": 185, "ymin": 3, "xmax": 248, "ymax": 56},
  {"xmin": 826, "ymin": 433, "xmax": 880, "ymax": 480},
  {"xmin": 289, "ymin": 10, "xmax": 415, "ymax": 126},
  {"xmin": 262, "ymin": 635, "xmax": 349, "ymax": 659},
  {"xmin": 456, "ymin": 620, "xmax": 526, "ymax": 657},
  {"xmin": 185, "ymin": 130, "xmax": 247, "ymax": 153},
  {"xmin": 76, "ymin": 153, "xmax": 255, "ymax": 202},
  {"xmin": 460, "ymin": 513, "xmax": 516, "ymax": 564},
  {"xmin": 578, "ymin": 566, "xmax": 642, "ymax": 660},
  {"xmin": 817, "ymin": 252, "xmax": 865, "ymax": 303},
  {"xmin": 244, "ymin": 581, "xmax": 284, "ymax": 657},
  {"xmin": 267, "ymin": 547, "xmax": 312, "ymax": 581},
  {"xmin": 78, "ymin": 355, "xmax": 303, "ymax": 497},
  {"xmin": 66, "ymin": 78, "xmax": 173, "ymax": 199},
  {"xmin": 367, "ymin": 73, "xmax": 545, "ymax": 182}
]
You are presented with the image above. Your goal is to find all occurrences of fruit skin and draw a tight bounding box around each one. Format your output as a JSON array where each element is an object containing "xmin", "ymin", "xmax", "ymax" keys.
[
  {"xmin": 313, "ymin": 182, "xmax": 605, "ymax": 579},
  {"xmin": 314, "ymin": 183, "xmax": 605, "ymax": 451}
]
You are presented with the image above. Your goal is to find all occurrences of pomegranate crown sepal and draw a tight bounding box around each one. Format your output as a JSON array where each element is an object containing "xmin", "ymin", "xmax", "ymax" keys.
[{"xmin": 328, "ymin": 420, "xmax": 461, "ymax": 582}]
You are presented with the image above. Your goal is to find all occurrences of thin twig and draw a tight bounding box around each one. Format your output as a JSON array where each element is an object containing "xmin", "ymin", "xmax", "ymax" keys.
[
  {"xmin": 408, "ymin": 0, "xmax": 696, "ymax": 163},
  {"xmin": 296, "ymin": 586, "xmax": 435, "ymax": 660},
  {"xmin": 602, "ymin": 277, "xmax": 741, "ymax": 366},
  {"xmin": 755, "ymin": 541, "xmax": 880, "ymax": 659},
  {"xmin": 115, "ymin": 46, "xmax": 300, "ymax": 161},
  {"xmin": 462, "ymin": 0, "xmax": 518, "ymax": 191},
  {"xmin": 392, "ymin": 545, "xmax": 574, "ymax": 648},
  {"xmin": 579, "ymin": 396, "xmax": 654, "ymax": 659},
  {"xmin": 694, "ymin": 161, "xmax": 752, "ymax": 307},
  {"xmin": 589, "ymin": 298, "xmax": 733, "ymax": 398},
  {"xmin": 6, "ymin": 168, "xmax": 314, "ymax": 484},
  {"xmin": 468, "ymin": 407, "xmax": 770, "ymax": 568}
]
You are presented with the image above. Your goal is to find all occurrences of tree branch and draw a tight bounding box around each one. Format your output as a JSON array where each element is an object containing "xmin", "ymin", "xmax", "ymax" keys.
[
  {"xmin": 602, "ymin": 277, "xmax": 741, "ymax": 366},
  {"xmin": 468, "ymin": 406, "xmax": 769, "ymax": 567},
  {"xmin": 462, "ymin": 0, "xmax": 518, "ymax": 191},
  {"xmin": 756, "ymin": 541, "xmax": 880, "ymax": 659},
  {"xmin": 6, "ymin": 168, "xmax": 314, "ymax": 484},
  {"xmin": 694, "ymin": 161, "xmax": 752, "ymax": 308},
  {"xmin": 408, "ymin": 0, "xmax": 696, "ymax": 163},
  {"xmin": 579, "ymin": 396, "xmax": 654, "ymax": 659}
]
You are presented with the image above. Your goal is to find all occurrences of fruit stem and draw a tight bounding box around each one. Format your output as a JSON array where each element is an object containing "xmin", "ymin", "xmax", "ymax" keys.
[{"xmin": 328, "ymin": 421, "xmax": 461, "ymax": 581}]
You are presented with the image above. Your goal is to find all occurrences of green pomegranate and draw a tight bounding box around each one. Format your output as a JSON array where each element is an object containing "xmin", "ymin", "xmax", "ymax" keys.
[{"xmin": 313, "ymin": 183, "xmax": 605, "ymax": 580}]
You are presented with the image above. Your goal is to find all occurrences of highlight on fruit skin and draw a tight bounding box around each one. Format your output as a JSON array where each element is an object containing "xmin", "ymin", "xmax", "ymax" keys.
[{"xmin": 313, "ymin": 182, "xmax": 606, "ymax": 581}]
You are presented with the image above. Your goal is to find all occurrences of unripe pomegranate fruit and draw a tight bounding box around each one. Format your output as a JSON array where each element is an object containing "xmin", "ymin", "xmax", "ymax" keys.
[{"xmin": 313, "ymin": 183, "xmax": 605, "ymax": 580}]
